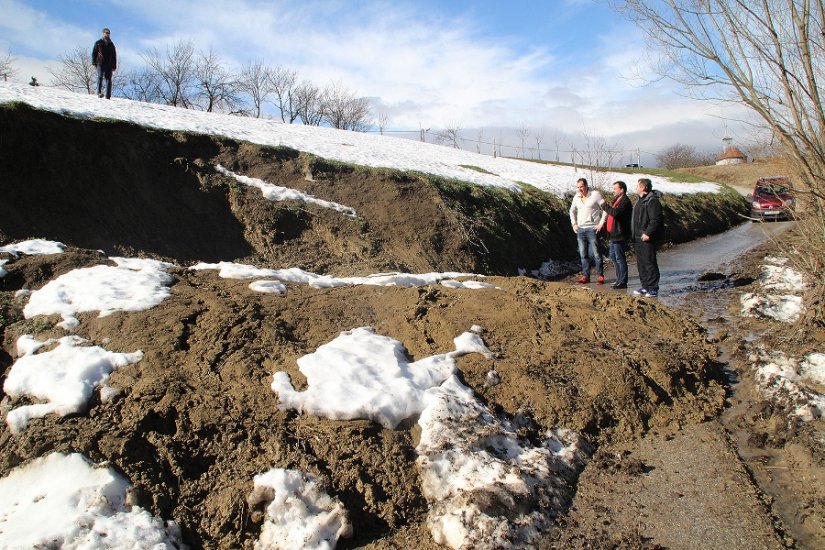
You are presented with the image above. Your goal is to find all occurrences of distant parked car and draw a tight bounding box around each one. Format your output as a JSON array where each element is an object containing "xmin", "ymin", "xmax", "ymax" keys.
[
  {"xmin": 750, "ymin": 177, "xmax": 795, "ymax": 221},
  {"xmin": 625, "ymin": 163, "xmax": 641, "ymax": 168}
]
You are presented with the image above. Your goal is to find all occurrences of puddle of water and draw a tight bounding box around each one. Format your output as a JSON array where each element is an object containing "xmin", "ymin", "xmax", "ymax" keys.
[{"xmin": 594, "ymin": 220, "xmax": 793, "ymax": 308}]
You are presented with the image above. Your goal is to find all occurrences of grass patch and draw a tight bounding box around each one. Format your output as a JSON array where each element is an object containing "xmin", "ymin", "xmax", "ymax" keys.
[{"xmin": 459, "ymin": 165, "xmax": 496, "ymax": 175}]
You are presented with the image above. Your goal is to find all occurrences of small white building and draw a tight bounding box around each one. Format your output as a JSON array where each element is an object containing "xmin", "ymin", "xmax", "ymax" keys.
[{"xmin": 716, "ymin": 137, "xmax": 747, "ymax": 165}]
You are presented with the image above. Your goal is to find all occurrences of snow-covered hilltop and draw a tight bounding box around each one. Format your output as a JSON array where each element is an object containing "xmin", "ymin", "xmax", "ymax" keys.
[{"xmin": 0, "ymin": 82, "xmax": 719, "ymax": 196}]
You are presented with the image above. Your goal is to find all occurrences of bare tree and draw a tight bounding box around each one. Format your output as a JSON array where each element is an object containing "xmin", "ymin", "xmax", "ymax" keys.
[
  {"xmin": 193, "ymin": 49, "xmax": 241, "ymax": 113},
  {"xmin": 615, "ymin": 0, "xmax": 825, "ymax": 308},
  {"xmin": 238, "ymin": 60, "xmax": 275, "ymax": 118},
  {"xmin": 553, "ymin": 132, "xmax": 564, "ymax": 162},
  {"xmin": 269, "ymin": 65, "xmax": 298, "ymax": 122},
  {"xmin": 48, "ymin": 46, "xmax": 96, "ymax": 94},
  {"xmin": 534, "ymin": 129, "xmax": 545, "ymax": 160},
  {"xmin": 322, "ymin": 82, "xmax": 372, "ymax": 131},
  {"xmin": 658, "ymin": 142, "xmax": 712, "ymax": 169},
  {"xmin": 293, "ymin": 80, "xmax": 324, "ymax": 126},
  {"xmin": 576, "ymin": 129, "xmax": 623, "ymax": 189},
  {"xmin": 436, "ymin": 123, "xmax": 463, "ymax": 148},
  {"xmin": 1, "ymin": 50, "xmax": 17, "ymax": 82},
  {"xmin": 517, "ymin": 122, "xmax": 530, "ymax": 158},
  {"xmin": 377, "ymin": 110, "xmax": 389, "ymax": 135},
  {"xmin": 121, "ymin": 67, "xmax": 163, "ymax": 103},
  {"xmin": 142, "ymin": 40, "xmax": 197, "ymax": 107}
]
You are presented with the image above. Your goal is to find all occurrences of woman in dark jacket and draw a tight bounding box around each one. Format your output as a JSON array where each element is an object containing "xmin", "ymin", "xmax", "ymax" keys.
[{"xmin": 599, "ymin": 180, "xmax": 633, "ymax": 288}]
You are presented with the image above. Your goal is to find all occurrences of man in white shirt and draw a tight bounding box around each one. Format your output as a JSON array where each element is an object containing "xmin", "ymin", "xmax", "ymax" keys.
[{"xmin": 569, "ymin": 178, "xmax": 607, "ymax": 283}]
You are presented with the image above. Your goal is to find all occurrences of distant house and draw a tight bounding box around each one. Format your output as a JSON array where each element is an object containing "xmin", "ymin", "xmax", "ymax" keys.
[{"xmin": 716, "ymin": 138, "xmax": 747, "ymax": 165}]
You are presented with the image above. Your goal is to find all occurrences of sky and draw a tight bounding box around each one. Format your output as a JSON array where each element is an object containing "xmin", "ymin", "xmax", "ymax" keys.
[{"xmin": 0, "ymin": 0, "xmax": 763, "ymax": 165}]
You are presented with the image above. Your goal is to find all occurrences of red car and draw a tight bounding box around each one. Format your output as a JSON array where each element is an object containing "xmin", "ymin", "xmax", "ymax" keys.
[{"xmin": 751, "ymin": 177, "xmax": 795, "ymax": 221}]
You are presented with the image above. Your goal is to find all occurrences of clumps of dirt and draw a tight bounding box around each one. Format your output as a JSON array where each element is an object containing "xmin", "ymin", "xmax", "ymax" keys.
[{"xmin": 0, "ymin": 248, "xmax": 727, "ymax": 548}]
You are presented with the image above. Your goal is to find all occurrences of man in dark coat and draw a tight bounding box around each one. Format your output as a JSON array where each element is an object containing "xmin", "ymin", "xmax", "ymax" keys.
[
  {"xmin": 631, "ymin": 178, "xmax": 663, "ymax": 297},
  {"xmin": 92, "ymin": 28, "xmax": 117, "ymax": 99},
  {"xmin": 599, "ymin": 180, "xmax": 633, "ymax": 289}
]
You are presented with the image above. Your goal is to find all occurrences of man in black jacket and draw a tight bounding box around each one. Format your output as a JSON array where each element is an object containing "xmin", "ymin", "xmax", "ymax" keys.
[
  {"xmin": 631, "ymin": 178, "xmax": 663, "ymax": 297},
  {"xmin": 599, "ymin": 180, "xmax": 633, "ymax": 289},
  {"xmin": 92, "ymin": 28, "xmax": 117, "ymax": 99}
]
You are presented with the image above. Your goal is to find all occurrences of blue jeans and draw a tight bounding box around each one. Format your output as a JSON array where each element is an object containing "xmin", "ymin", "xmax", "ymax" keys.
[
  {"xmin": 576, "ymin": 227, "xmax": 603, "ymax": 278},
  {"xmin": 609, "ymin": 241, "xmax": 628, "ymax": 285},
  {"xmin": 97, "ymin": 64, "xmax": 113, "ymax": 98}
]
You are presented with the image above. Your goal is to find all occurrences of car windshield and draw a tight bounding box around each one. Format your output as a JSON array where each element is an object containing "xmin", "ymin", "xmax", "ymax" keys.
[{"xmin": 756, "ymin": 184, "xmax": 790, "ymax": 194}]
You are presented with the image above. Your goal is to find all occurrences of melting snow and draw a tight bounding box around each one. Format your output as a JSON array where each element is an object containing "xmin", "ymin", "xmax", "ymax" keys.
[
  {"xmin": 215, "ymin": 164, "xmax": 357, "ymax": 217},
  {"xmin": 417, "ymin": 377, "xmax": 589, "ymax": 549},
  {"xmin": 0, "ymin": 238, "xmax": 66, "ymax": 257},
  {"xmin": 191, "ymin": 261, "xmax": 486, "ymax": 291},
  {"xmin": 3, "ymin": 335, "xmax": 143, "ymax": 433},
  {"xmin": 749, "ymin": 348, "xmax": 825, "ymax": 422},
  {"xmin": 272, "ymin": 326, "xmax": 588, "ymax": 548},
  {"xmin": 247, "ymin": 468, "xmax": 351, "ymax": 550},
  {"xmin": 740, "ymin": 256, "xmax": 806, "ymax": 323},
  {"xmin": 23, "ymin": 257, "xmax": 175, "ymax": 329},
  {"xmin": 0, "ymin": 453, "xmax": 185, "ymax": 549}
]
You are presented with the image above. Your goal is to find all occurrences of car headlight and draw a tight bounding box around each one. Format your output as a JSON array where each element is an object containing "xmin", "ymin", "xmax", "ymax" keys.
[{"xmin": 752, "ymin": 201, "xmax": 761, "ymax": 208}]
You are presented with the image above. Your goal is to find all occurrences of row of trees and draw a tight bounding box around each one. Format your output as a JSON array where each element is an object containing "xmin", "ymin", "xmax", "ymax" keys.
[{"xmin": 46, "ymin": 40, "xmax": 373, "ymax": 130}]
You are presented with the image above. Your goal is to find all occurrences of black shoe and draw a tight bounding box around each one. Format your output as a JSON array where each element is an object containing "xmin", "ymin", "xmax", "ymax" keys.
[{"xmin": 611, "ymin": 282, "xmax": 627, "ymax": 289}]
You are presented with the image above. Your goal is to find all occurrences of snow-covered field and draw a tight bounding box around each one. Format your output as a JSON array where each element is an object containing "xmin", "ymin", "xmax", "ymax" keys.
[{"xmin": 0, "ymin": 82, "xmax": 721, "ymax": 197}]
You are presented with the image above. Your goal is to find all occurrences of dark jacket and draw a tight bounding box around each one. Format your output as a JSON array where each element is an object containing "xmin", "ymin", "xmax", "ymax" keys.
[
  {"xmin": 632, "ymin": 191, "xmax": 663, "ymax": 242},
  {"xmin": 600, "ymin": 193, "xmax": 632, "ymax": 242},
  {"xmin": 92, "ymin": 38, "xmax": 117, "ymax": 70}
]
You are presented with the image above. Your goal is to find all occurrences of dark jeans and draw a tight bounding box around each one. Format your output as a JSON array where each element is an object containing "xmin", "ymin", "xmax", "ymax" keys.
[
  {"xmin": 97, "ymin": 65, "xmax": 113, "ymax": 98},
  {"xmin": 576, "ymin": 227, "xmax": 603, "ymax": 278},
  {"xmin": 609, "ymin": 241, "xmax": 628, "ymax": 285},
  {"xmin": 635, "ymin": 239, "xmax": 660, "ymax": 291}
]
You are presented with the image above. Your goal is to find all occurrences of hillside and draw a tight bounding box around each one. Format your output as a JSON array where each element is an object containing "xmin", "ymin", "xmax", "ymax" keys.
[{"xmin": 0, "ymin": 85, "xmax": 788, "ymax": 550}]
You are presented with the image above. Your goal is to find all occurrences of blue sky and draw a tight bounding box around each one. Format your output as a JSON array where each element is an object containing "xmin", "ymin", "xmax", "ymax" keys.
[{"xmin": 1, "ymin": 0, "xmax": 757, "ymax": 164}]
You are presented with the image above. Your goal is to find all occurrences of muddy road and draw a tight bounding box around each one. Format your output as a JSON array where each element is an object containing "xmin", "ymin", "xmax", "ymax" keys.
[{"xmin": 558, "ymin": 219, "xmax": 825, "ymax": 550}]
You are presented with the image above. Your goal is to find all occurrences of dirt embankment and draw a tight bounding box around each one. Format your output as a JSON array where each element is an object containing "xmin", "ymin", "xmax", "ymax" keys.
[
  {"xmin": 0, "ymin": 248, "xmax": 726, "ymax": 548},
  {"xmin": 1, "ymin": 104, "xmax": 747, "ymax": 277}
]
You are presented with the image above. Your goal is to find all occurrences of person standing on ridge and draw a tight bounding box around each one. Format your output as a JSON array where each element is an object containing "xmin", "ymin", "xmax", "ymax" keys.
[
  {"xmin": 631, "ymin": 178, "xmax": 663, "ymax": 297},
  {"xmin": 92, "ymin": 27, "xmax": 117, "ymax": 99},
  {"xmin": 569, "ymin": 178, "xmax": 607, "ymax": 284},
  {"xmin": 599, "ymin": 180, "xmax": 633, "ymax": 289}
]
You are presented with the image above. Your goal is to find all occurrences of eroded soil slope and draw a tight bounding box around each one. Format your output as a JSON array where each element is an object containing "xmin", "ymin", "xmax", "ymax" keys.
[{"xmin": 0, "ymin": 104, "xmax": 578, "ymax": 276}]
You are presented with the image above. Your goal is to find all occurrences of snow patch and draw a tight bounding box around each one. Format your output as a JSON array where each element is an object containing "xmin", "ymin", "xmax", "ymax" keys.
[
  {"xmin": 191, "ymin": 261, "xmax": 486, "ymax": 292},
  {"xmin": 216, "ymin": 164, "xmax": 357, "ymax": 217},
  {"xmin": 0, "ymin": 238, "xmax": 66, "ymax": 257},
  {"xmin": 247, "ymin": 468, "xmax": 351, "ymax": 550},
  {"xmin": 0, "ymin": 453, "xmax": 185, "ymax": 549},
  {"xmin": 740, "ymin": 256, "xmax": 806, "ymax": 323},
  {"xmin": 749, "ymin": 348, "xmax": 825, "ymax": 422},
  {"xmin": 4, "ymin": 335, "xmax": 143, "ymax": 433},
  {"xmin": 417, "ymin": 377, "xmax": 589, "ymax": 549},
  {"xmin": 23, "ymin": 257, "xmax": 175, "ymax": 328}
]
